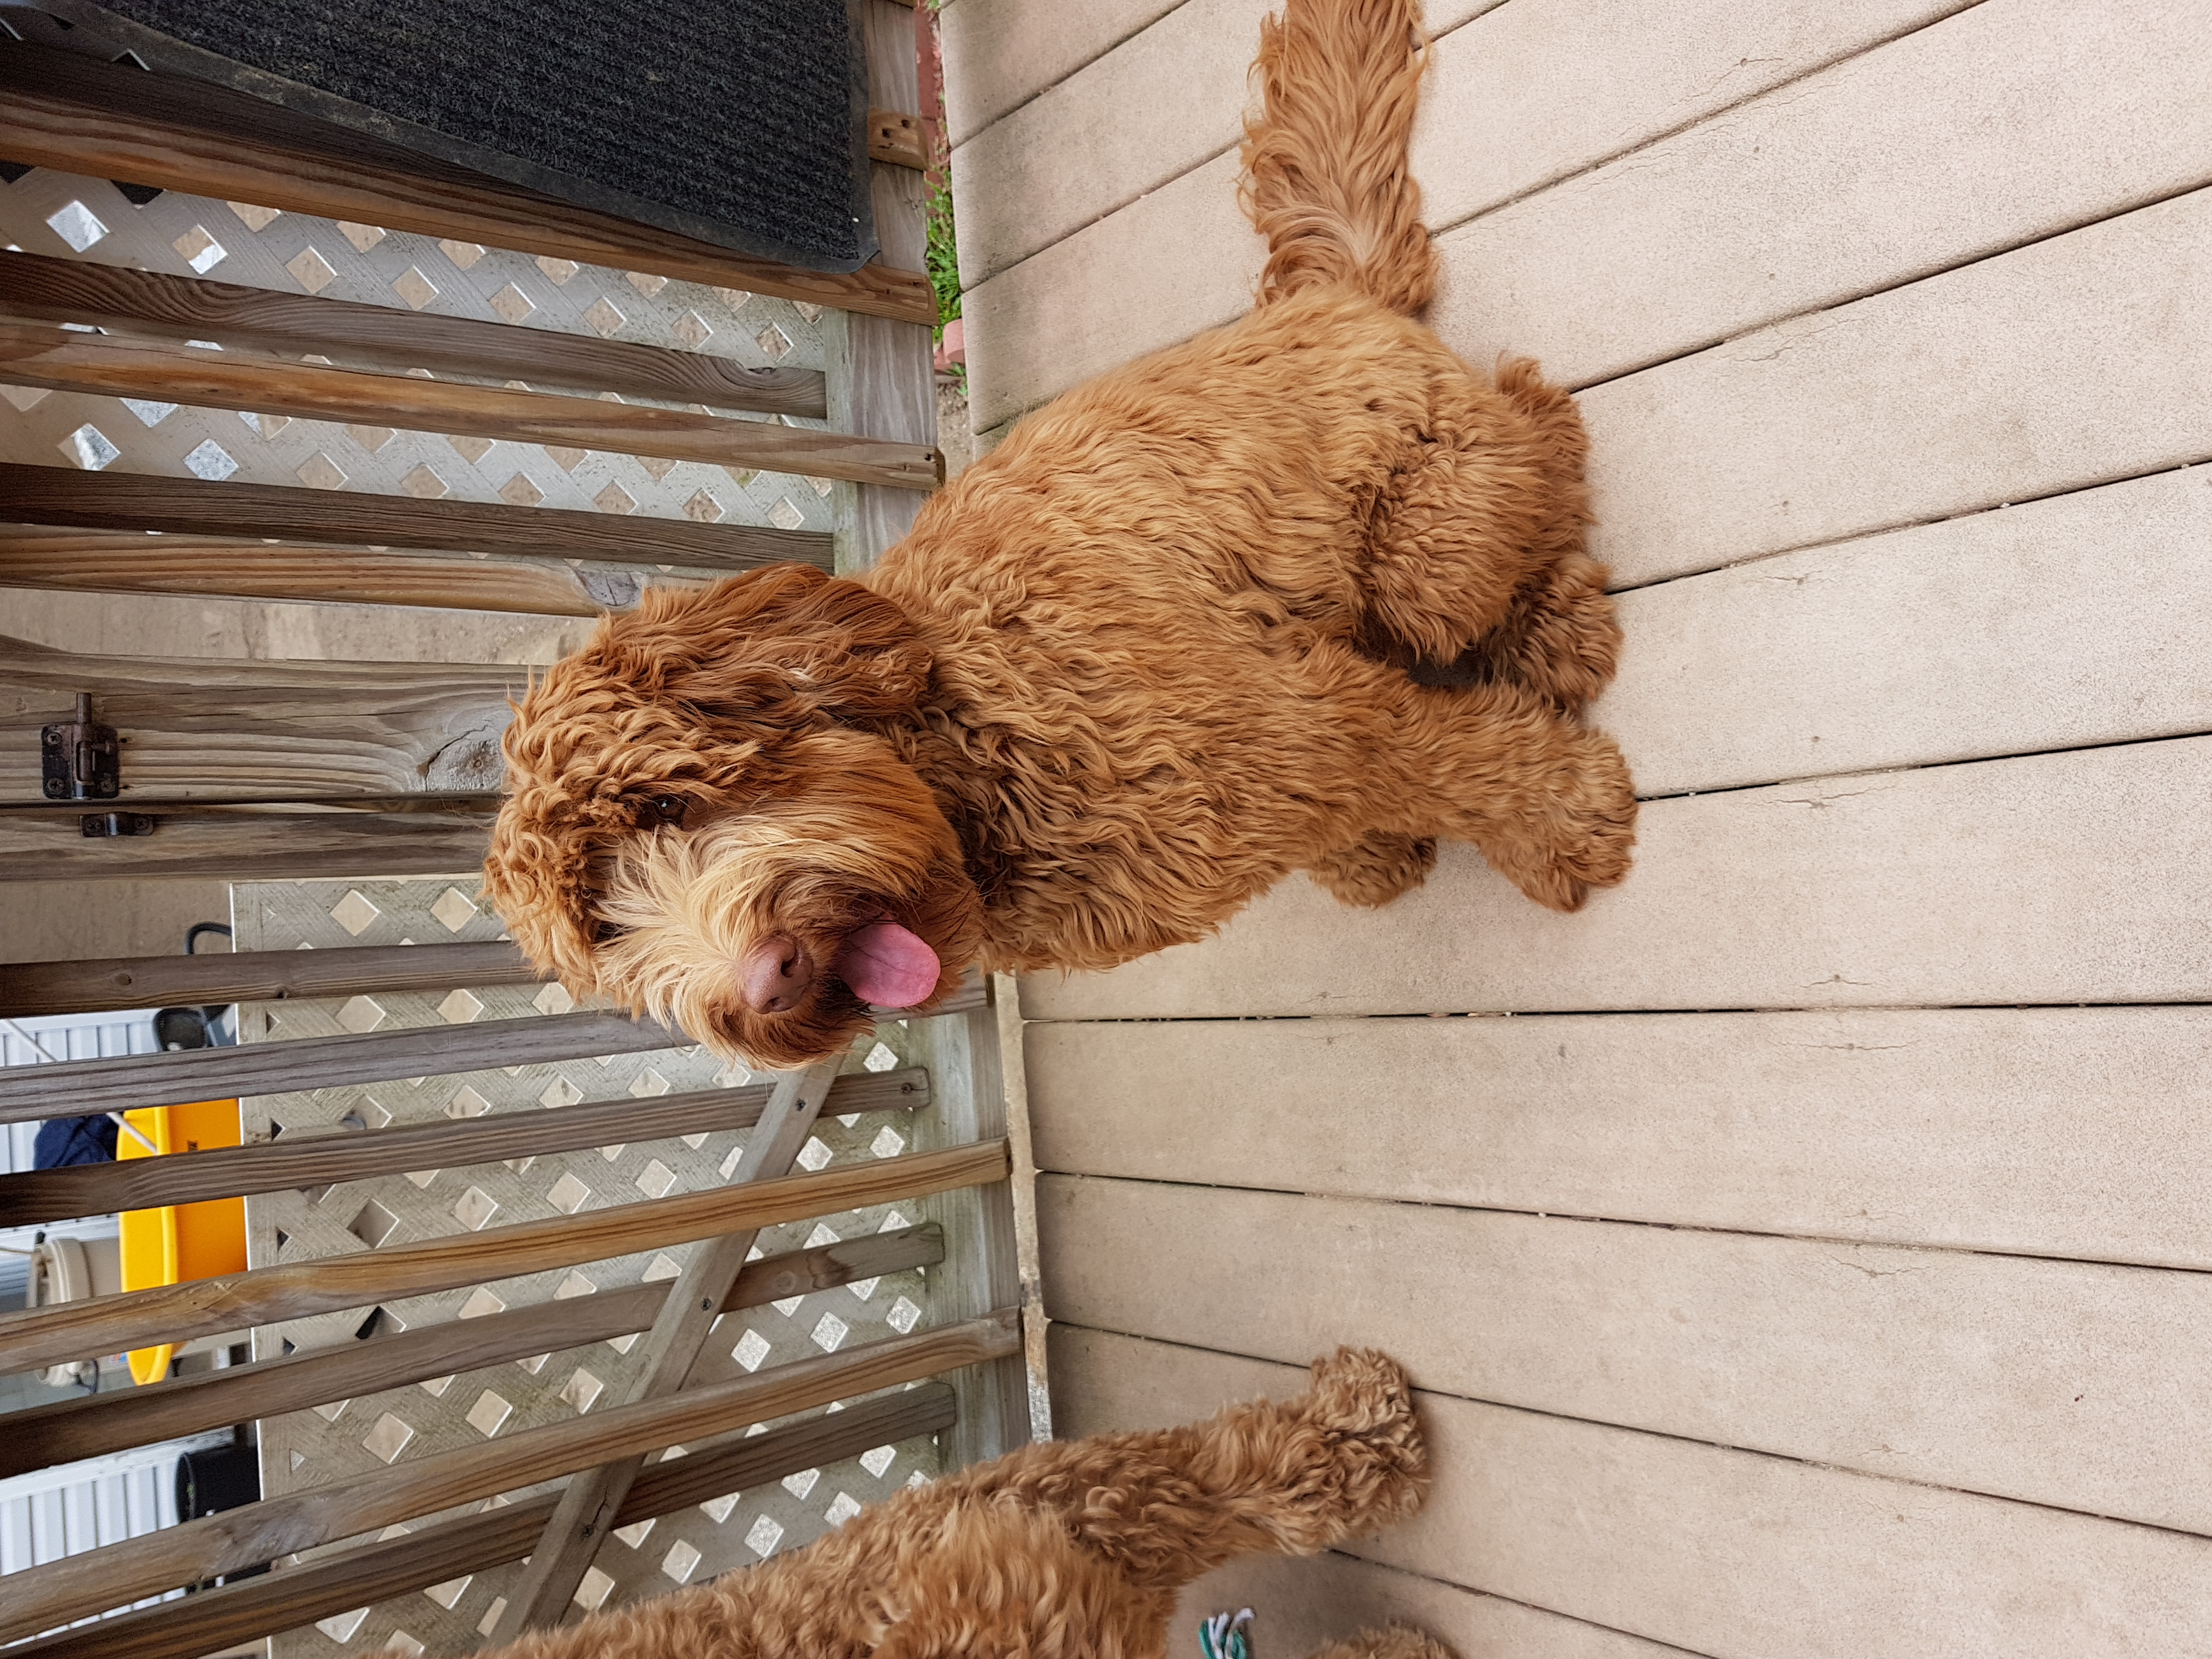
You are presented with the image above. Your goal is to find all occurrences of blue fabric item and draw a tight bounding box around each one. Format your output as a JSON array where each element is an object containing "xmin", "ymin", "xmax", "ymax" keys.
[{"xmin": 34, "ymin": 1114, "xmax": 117, "ymax": 1169}]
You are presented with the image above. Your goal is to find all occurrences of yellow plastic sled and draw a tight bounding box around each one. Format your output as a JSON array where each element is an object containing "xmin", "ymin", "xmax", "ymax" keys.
[{"xmin": 117, "ymin": 1097, "xmax": 247, "ymax": 1385}]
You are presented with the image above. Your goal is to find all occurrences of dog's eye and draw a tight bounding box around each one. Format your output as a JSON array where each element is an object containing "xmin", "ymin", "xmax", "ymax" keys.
[
  {"xmin": 645, "ymin": 794, "xmax": 687, "ymax": 825},
  {"xmin": 590, "ymin": 915, "xmax": 627, "ymax": 945}
]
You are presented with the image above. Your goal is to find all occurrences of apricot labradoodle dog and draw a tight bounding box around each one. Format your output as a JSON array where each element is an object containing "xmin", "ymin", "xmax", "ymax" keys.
[
  {"xmin": 485, "ymin": 0, "xmax": 1637, "ymax": 1067},
  {"xmin": 437, "ymin": 1348, "xmax": 1435, "ymax": 1659}
]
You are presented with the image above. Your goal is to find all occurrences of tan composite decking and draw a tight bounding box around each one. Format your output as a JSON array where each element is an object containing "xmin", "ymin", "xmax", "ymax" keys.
[{"xmin": 944, "ymin": 1, "xmax": 2212, "ymax": 1654}]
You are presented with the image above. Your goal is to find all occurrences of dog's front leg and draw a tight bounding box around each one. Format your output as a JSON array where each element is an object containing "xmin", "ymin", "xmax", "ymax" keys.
[{"xmin": 999, "ymin": 1347, "xmax": 1427, "ymax": 1590}]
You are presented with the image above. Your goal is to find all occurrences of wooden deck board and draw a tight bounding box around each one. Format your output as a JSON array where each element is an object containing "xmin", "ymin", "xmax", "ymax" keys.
[
  {"xmin": 1019, "ymin": 736, "xmax": 2212, "ymax": 1020},
  {"xmin": 1582, "ymin": 184, "xmax": 2212, "ymax": 587},
  {"xmin": 1024, "ymin": 1007, "xmax": 2212, "ymax": 1271},
  {"xmin": 1041, "ymin": 1173, "xmax": 2212, "ymax": 1533},
  {"xmin": 1431, "ymin": 0, "xmax": 2212, "ymax": 391},
  {"xmin": 1602, "ymin": 464, "xmax": 2212, "ymax": 797},
  {"xmin": 1055, "ymin": 1330, "xmax": 2212, "ymax": 1659}
]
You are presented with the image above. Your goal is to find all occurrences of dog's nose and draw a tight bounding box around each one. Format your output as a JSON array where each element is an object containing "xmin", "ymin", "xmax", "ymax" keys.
[{"xmin": 739, "ymin": 935, "xmax": 814, "ymax": 1013}]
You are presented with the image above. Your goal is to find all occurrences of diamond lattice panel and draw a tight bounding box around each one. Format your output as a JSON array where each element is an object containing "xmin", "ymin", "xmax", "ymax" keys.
[
  {"xmin": 0, "ymin": 168, "xmax": 839, "ymax": 555},
  {"xmin": 233, "ymin": 878, "xmax": 941, "ymax": 1657}
]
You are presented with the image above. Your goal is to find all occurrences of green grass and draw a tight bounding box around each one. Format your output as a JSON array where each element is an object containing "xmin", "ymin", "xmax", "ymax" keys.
[{"xmin": 925, "ymin": 172, "xmax": 964, "ymax": 389}]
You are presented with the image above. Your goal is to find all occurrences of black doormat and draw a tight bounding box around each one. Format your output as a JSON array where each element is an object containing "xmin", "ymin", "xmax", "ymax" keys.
[{"xmin": 30, "ymin": 0, "xmax": 876, "ymax": 272}]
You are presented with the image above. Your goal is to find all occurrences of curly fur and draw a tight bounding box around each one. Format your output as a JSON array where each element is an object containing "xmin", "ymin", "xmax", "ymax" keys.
[
  {"xmin": 483, "ymin": 0, "xmax": 1637, "ymax": 1068},
  {"xmin": 402, "ymin": 1349, "xmax": 1427, "ymax": 1659}
]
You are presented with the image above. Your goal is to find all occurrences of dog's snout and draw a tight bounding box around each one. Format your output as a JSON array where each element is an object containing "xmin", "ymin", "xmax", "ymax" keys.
[{"xmin": 740, "ymin": 934, "xmax": 814, "ymax": 1013}]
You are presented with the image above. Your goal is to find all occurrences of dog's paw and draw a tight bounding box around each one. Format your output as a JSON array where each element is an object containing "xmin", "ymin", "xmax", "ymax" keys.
[
  {"xmin": 1308, "ymin": 834, "xmax": 1438, "ymax": 908},
  {"xmin": 1297, "ymin": 1348, "xmax": 1426, "ymax": 1537},
  {"xmin": 1503, "ymin": 730, "xmax": 1637, "ymax": 913},
  {"xmin": 1304, "ymin": 1347, "xmax": 1417, "ymax": 1438}
]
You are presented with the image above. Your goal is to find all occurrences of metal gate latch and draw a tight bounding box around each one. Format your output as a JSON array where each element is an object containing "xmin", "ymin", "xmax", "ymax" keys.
[
  {"xmin": 81, "ymin": 811, "xmax": 156, "ymax": 838},
  {"xmin": 41, "ymin": 692, "xmax": 121, "ymax": 800}
]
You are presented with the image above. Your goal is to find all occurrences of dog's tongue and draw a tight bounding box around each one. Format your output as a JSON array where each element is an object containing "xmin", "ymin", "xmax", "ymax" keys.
[{"xmin": 834, "ymin": 922, "xmax": 941, "ymax": 1008}]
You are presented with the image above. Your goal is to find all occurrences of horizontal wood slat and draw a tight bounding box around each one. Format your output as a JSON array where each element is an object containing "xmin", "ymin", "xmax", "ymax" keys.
[
  {"xmin": 0, "ymin": 1313, "xmax": 1017, "ymax": 1644},
  {"xmin": 1042, "ymin": 1173, "xmax": 2212, "ymax": 1536},
  {"xmin": 0, "ymin": 40, "xmax": 937, "ymax": 326},
  {"xmin": 1601, "ymin": 464, "xmax": 2212, "ymax": 798},
  {"xmin": 1, "ymin": 631, "xmax": 519, "ymax": 804},
  {"xmin": 1025, "ymin": 1007, "xmax": 2212, "ymax": 1272},
  {"xmin": 0, "ymin": 248, "xmax": 828, "ymax": 416},
  {"xmin": 0, "ymin": 324, "xmax": 941, "ymax": 491},
  {"xmin": 0, "ymin": 939, "xmax": 531, "ymax": 1018},
  {"xmin": 0, "ymin": 461, "xmax": 831, "ymax": 572},
  {"xmin": 0, "ymin": 527, "xmax": 647, "ymax": 618},
  {"xmin": 0, "ymin": 1140, "xmax": 1008, "ymax": 1372},
  {"xmin": 0, "ymin": 808, "xmax": 493, "ymax": 882},
  {"xmin": 12, "ymin": 1384, "xmax": 958, "ymax": 1659},
  {"xmin": 1054, "ymin": 1329, "xmax": 2212, "ymax": 1659},
  {"xmin": 1582, "ymin": 184, "xmax": 2212, "ymax": 589},
  {"xmin": 0, "ymin": 1009, "xmax": 679, "ymax": 1124},
  {"xmin": 0, "ymin": 1065, "xmax": 932, "ymax": 1224},
  {"xmin": 1018, "ymin": 736, "xmax": 2212, "ymax": 1021},
  {"xmin": 0, "ymin": 1224, "xmax": 945, "ymax": 1481},
  {"xmin": 1430, "ymin": 0, "xmax": 2212, "ymax": 392}
]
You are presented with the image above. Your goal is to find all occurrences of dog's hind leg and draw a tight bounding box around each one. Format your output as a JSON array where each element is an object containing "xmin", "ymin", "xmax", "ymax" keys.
[
  {"xmin": 1306, "ymin": 832, "xmax": 1438, "ymax": 909},
  {"xmin": 1357, "ymin": 359, "xmax": 1603, "ymax": 681},
  {"xmin": 1319, "ymin": 648, "xmax": 1635, "ymax": 912}
]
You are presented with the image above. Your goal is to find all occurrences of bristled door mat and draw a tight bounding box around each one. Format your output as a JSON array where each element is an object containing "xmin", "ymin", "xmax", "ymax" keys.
[{"xmin": 21, "ymin": 0, "xmax": 876, "ymax": 272}]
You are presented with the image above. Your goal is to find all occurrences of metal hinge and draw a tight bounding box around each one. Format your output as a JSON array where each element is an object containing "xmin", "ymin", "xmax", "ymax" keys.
[
  {"xmin": 81, "ymin": 811, "xmax": 157, "ymax": 838},
  {"xmin": 40, "ymin": 693, "xmax": 121, "ymax": 802}
]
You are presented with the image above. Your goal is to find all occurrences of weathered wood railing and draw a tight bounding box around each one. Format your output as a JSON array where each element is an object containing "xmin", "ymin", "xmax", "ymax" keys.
[{"xmin": 0, "ymin": 5, "xmax": 1024, "ymax": 1650}]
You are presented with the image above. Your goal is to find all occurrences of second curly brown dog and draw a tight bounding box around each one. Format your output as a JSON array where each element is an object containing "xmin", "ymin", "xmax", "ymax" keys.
[
  {"xmin": 425, "ymin": 1347, "xmax": 1432, "ymax": 1659},
  {"xmin": 483, "ymin": 0, "xmax": 1637, "ymax": 1068}
]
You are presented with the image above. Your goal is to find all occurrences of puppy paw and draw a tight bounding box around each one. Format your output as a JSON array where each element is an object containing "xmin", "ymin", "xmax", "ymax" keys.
[
  {"xmin": 1497, "ymin": 730, "xmax": 1638, "ymax": 912},
  {"xmin": 1282, "ymin": 1348, "xmax": 1427, "ymax": 1542},
  {"xmin": 1308, "ymin": 834, "xmax": 1438, "ymax": 908}
]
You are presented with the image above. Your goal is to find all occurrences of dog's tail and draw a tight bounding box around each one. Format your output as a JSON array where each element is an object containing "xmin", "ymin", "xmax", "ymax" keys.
[{"xmin": 1239, "ymin": 0, "xmax": 1435, "ymax": 315}]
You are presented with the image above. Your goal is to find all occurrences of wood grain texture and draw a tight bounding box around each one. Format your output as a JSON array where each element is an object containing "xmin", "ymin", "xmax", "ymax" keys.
[
  {"xmin": 1410, "ymin": 0, "xmax": 1976, "ymax": 237},
  {"xmin": 0, "ymin": 248, "xmax": 828, "ymax": 415},
  {"xmin": 901, "ymin": 1005, "xmax": 1030, "ymax": 1464},
  {"xmin": 0, "ymin": 808, "xmax": 494, "ymax": 882},
  {"xmin": 1018, "ymin": 736, "xmax": 2212, "ymax": 1021},
  {"xmin": 0, "ymin": 324, "xmax": 941, "ymax": 490},
  {"xmin": 1581, "ymin": 184, "xmax": 2212, "ymax": 588},
  {"xmin": 951, "ymin": 0, "xmax": 1962, "ymax": 428},
  {"xmin": 0, "ymin": 1226, "xmax": 945, "ymax": 1481},
  {"xmin": 940, "ymin": 0, "xmax": 1182, "ymax": 146},
  {"xmin": 10, "ymin": 1385, "xmax": 958, "ymax": 1659},
  {"xmin": 0, "ymin": 1066, "xmax": 930, "ymax": 1225},
  {"xmin": 0, "ymin": 1314, "xmax": 1017, "ymax": 1643},
  {"xmin": 1601, "ymin": 465, "xmax": 2212, "ymax": 797},
  {"xmin": 1, "ymin": 631, "xmax": 520, "ymax": 804},
  {"xmin": 958, "ymin": 146, "xmax": 1256, "ymax": 432},
  {"xmin": 0, "ymin": 527, "xmax": 637, "ymax": 618},
  {"xmin": 0, "ymin": 461, "xmax": 832, "ymax": 572},
  {"xmin": 0, "ymin": 938, "xmax": 532, "ymax": 1018},
  {"xmin": 0, "ymin": 1141, "xmax": 1008, "ymax": 1372},
  {"xmin": 1432, "ymin": 0, "xmax": 2212, "ymax": 391},
  {"xmin": 868, "ymin": 107, "xmax": 928, "ymax": 170},
  {"xmin": 1024, "ymin": 1008, "xmax": 2212, "ymax": 1272},
  {"xmin": 1042, "ymin": 1173, "xmax": 2212, "ymax": 1534},
  {"xmin": 1053, "ymin": 1329, "xmax": 2212, "ymax": 1659},
  {"xmin": 489, "ymin": 1054, "xmax": 848, "ymax": 1637},
  {"xmin": 0, "ymin": 1008, "xmax": 676, "ymax": 1123},
  {"xmin": 0, "ymin": 39, "xmax": 936, "ymax": 325}
]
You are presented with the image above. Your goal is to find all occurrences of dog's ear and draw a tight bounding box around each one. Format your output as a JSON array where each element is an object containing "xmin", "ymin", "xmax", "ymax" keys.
[{"xmin": 610, "ymin": 564, "xmax": 931, "ymax": 724}]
